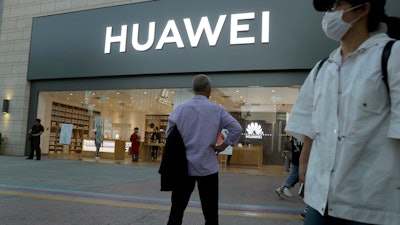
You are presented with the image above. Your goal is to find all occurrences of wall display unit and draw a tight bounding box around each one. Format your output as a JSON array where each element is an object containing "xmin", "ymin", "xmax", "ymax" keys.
[
  {"xmin": 49, "ymin": 102, "xmax": 100, "ymax": 153},
  {"xmin": 144, "ymin": 115, "xmax": 168, "ymax": 143}
]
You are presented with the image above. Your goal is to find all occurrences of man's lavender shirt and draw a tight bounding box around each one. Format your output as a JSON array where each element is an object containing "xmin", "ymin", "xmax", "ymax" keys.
[{"xmin": 167, "ymin": 95, "xmax": 242, "ymax": 176}]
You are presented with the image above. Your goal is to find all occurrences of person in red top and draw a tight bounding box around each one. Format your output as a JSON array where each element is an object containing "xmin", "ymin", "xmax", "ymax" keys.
[{"xmin": 130, "ymin": 127, "xmax": 140, "ymax": 162}]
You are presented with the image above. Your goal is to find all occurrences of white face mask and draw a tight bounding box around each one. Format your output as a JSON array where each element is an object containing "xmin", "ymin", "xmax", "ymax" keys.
[{"xmin": 322, "ymin": 5, "xmax": 362, "ymax": 41}]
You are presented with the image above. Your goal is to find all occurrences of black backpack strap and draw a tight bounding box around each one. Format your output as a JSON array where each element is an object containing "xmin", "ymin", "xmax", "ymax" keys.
[
  {"xmin": 314, "ymin": 57, "xmax": 329, "ymax": 82},
  {"xmin": 382, "ymin": 40, "xmax": 396, "ymax": 91}
]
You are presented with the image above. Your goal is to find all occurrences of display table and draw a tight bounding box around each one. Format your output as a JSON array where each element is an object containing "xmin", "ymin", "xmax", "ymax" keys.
[
  {"xmin": 219, "ymin": 145, "xmax": 263, "ymax": 167},
  {"xmin": 82, "ymin": 139, "xmax": 131, "ymax": 159}
]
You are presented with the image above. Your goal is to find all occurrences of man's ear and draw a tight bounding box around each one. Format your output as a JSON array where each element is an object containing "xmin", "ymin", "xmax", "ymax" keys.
[
  {"xmin": 359, "ymin": 2, "xmax": 371, "ymax": 18},
  {"xmin": 207, "ymin": 86, "xmax": 212, "ymax": 97}
]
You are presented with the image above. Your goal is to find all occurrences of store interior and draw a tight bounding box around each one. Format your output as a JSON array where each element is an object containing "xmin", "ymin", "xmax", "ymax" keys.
[{"xmin": 36, "ymin": 86, "xmax": 299, "ymax": 166}]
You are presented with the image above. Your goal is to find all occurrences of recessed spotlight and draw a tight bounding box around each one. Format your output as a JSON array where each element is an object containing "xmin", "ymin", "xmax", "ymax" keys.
[
  {"xmin": 92, "ymin": 92, "xmax": 96, "ymax": 95},
  {"xmin": 117, "ymin": 92, "xmax": 120, "ymax": 95},
  {"xmin": 70, "ymin": 93, "xmax": 73, "ymax": 96},
  {"xmin": 272, "ymin": 90, "xmax": 276, "ymax": 93},
  {"xmin": 144, "ymin": 92, "xmax": 147, "ymax": 94},
  {"xmin": 240, "ymin": 96, "xmax": 243, "ymax": 99},
  {"xmin": 235, "ymin": 90, "xmax": 240, "ymax": 93}
]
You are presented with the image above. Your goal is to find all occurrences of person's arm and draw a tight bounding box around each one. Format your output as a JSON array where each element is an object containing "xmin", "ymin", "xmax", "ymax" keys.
[
  {"xmin": 33, "ymin": 131, "xmax": 43, "ymax": 137},
  {"xmin": 136, "ymin": 133, "xmax": 141, "ymax": 145},
  {"xmin": 214, "ymin": 109, "xmax": 242, "ymax": 153},
  {"xmin": 299, "ymin": 136, "xmax": 313, "ymax": 183},
  {"xmin": 28, "ymin": 125, "xmax": 34, "ymax": 134},
  {"xmin": 34, "ymin": 126, "xmax": 44, "ymax": 137},
  {"xmin": 214, "ymin": 142, "xmax": 229, "ymax": 153}
]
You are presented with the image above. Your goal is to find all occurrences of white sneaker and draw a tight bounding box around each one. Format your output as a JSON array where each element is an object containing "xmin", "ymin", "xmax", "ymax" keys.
[
  {"xmin": 283, "ymin": 187, "xmax": 293, "ymax": 197},
  {"xmin": 275, "ymin": 188, "xmax": 284, "ymax": 199}
]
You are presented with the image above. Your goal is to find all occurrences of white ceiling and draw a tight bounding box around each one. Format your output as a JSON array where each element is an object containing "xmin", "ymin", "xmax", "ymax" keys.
[{"xmin": 40, "ymin": 86, "xmax": 300, "ymax": 114}]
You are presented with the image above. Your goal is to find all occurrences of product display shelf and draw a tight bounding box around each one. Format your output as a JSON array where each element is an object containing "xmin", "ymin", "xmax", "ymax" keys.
[
  {"xmin": 144, "ymin": 114, "xmax": 168, "ymax": 143},
  {"xmin": 49, "ymin": 102, "xmax": 100, "ymax": 154}
]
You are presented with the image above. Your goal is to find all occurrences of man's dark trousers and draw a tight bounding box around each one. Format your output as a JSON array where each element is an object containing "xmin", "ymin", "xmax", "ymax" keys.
[
  {"xmin": 29, "ymin": 138, "xmax": 41, "ymax": 159},
  {"xmin": 167, "ymin": 173, "xmax": 219, "ymax": 225}
]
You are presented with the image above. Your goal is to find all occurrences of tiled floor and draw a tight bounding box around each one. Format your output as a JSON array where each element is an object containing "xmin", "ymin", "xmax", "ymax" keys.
[{"xmin": 0, "ymin": 155, "xmax": 304, "ymax": 225}]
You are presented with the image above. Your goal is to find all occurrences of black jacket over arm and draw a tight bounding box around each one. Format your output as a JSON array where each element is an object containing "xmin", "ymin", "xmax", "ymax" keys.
[{"xmin": 158, "ymin": 126, "xmax": 188, "ymax": 191}]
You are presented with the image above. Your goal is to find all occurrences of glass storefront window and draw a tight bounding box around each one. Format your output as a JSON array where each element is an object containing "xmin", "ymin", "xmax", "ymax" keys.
[{"xmin": 37, "ymin": 86, "xmax": 299, "ymax": 165}]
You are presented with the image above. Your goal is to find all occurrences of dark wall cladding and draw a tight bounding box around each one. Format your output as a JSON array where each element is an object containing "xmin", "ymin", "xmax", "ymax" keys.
[
  {"xmin": 27, "ymin": 0, "xmax": 338, "ymax": 80},
  {"xmin": 0, "ymin": 0, "xmax": 3, "ymax": 33}
]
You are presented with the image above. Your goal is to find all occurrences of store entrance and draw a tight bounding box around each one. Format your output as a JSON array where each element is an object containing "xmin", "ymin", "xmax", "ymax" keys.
[{"xmin": 37, "ymin": 86, "xmax": 299, "ymax": 168}]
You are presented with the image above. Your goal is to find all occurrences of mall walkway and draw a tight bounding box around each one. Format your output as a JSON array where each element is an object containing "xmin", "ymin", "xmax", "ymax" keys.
[{"xmin": 0, "ymin": 156, "xmax": 305, "ymax": 225}]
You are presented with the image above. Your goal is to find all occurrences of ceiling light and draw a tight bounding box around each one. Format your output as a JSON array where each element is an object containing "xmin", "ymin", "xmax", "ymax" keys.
[
  {"xmin": 92, "ymin": 92, "xmax": 96, "ymax": 95},
  {"xmin": 144, "ymin": 92, "xmax": 147, "ymax": 94},
  {"xmin": 235, "ymin": 90, "xmax": 240, "ymax": 93},
  {"xmin": 272, "ymin": 90, "xmax": 276, "ymax": 93},
  {"xmin": 117, "ymin": 92, "xmax": 120, "ymax": 95},
  {"xmin": 70, "ymin": 93, "xmax": 73, "ymax": 96},
  {"xmin": 66, "ymin": 98, "xmax": 70, "ymax": 100}
]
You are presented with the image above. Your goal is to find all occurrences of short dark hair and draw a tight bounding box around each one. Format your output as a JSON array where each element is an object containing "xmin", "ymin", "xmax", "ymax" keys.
[
  {"xmin": 134, "ymin": 127, "xmax": 139, "ymax": 130},
  {"xmin": 35, "ymin": 119, "xmax": 41, "ymax": 123},
  {"xmin": 192, "ymin": 74, "xmax": 212, "ymax": 93}
]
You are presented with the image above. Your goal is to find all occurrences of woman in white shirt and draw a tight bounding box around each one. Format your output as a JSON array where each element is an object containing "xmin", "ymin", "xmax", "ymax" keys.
[{"xmin": 285, "ymin": 0, "xmax": 400, "ymax": 224}]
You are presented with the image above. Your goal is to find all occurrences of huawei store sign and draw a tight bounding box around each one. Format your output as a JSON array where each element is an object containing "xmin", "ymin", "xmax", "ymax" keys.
[{"xmin": 104, "ymin": 11, "xmax": 270, "ymax": 53}]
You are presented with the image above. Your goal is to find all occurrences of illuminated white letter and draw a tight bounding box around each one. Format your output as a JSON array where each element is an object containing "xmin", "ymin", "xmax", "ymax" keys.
[
  {"xmin": 132, "ymin": 22, "xmax": 156, "ymax": 52},
  {"xmin": 262, "ymin": 11, "xmax": 270, "ymax": 43},
  {"xmin": 156, "ymin": 20, "xmax": 184, "ymax": 50},
  {"xmin": 104, "ymin": 25, "xmax": 128, "ymax": 54},
  {"xmin": 183, "ymin": 15, "xmax": 227, "ymax": 47},
  {"xmin": 230, "ymin": 13, "xmax": 255, "ymax": 45}
]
